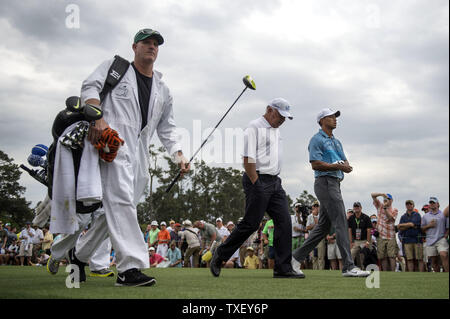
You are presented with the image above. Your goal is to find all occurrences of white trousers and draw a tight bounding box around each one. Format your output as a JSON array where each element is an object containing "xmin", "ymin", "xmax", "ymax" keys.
[
  {"xmin": 75, "ymin": 212, "xmax": 111, "ymax": 271},
  {"xmin": 51, "ymin": 212, "xmax": 111, "ymax": 271},
  {"xmin": 51, "ymin": 214, "xmax": 91, "ymax": 261},
  {"xmin": 156, "ymin": 243, "xmax": 168, "ymax": 257},
  {"xmin": 98, "ymin": 157, "xmax": 149, "ymax": 272}
]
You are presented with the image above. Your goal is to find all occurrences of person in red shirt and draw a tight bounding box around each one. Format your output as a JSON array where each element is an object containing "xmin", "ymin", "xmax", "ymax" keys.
[
  {"xmin": 156, "ymin": 222, "xmax": 171, "ymax": 257},
  {"xmin": 149, "ymin": 247, "xmax": 165, "ymax": 267}
]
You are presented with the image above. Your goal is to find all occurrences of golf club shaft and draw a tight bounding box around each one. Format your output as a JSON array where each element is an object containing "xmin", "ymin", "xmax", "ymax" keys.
[
  {"xmin": 20, "ymin": 164, "xmax": 47, "ymax": 186},
  {"xmin": 165, "ymin": 86, "xmax": 248, "ymax": 193}
]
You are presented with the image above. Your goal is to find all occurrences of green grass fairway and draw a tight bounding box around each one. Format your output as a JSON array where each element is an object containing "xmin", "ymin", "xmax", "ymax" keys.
[{"xmin": 0, "ymin": 266, "xmax": 448, "ymax": 299}]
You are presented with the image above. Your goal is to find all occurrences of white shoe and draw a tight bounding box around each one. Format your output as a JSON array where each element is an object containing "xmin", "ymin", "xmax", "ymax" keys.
[
  {"xmin": 291, "ymin": 257, "xmax": 303, "ymax": 275},
  {"xmin": 342, "ymin": 267, "xmax": 370, "ymax": 277}
]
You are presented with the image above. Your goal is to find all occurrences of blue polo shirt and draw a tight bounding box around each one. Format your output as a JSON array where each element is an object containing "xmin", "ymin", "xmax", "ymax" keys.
[
  {"xmin": 308, "ymin": 129, "xmax": 347, "ymax": 180},
  {"xmin": 399, "ymin": 211, "xmax": 422, "ymax": 244}
]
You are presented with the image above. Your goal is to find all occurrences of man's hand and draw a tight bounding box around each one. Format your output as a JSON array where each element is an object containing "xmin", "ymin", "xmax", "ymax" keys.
[
  {"xmin": 174, "ymin": 151, "xmax": 190, "ymax": 177},
  {"xmin": 337, "ymin": 162, "xmax": 353, "ymax": 173},
  {"xmin": 85, "ymin": 99, "xmax": 109, "ymax": 145},
  {"xmin": 88, "ymin": 117, "xmax": 110, "ymax": 145}
]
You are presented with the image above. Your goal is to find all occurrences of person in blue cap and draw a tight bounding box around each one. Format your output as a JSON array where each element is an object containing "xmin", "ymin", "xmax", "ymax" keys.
[{"xmin": 371, "ymin": 192, "xmax": 399, "ymax": 271}]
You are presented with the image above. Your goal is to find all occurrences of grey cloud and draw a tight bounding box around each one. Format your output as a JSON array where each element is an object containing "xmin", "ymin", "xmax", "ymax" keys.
[{"xmin": 0, "ymin": 0, "xmax": 447, "ymax": 208}]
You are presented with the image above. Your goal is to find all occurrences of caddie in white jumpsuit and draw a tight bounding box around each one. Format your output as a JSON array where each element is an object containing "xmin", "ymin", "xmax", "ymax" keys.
[{"xmin": 81, "ymin": 28, "xmax": 189, "ymax": 287}]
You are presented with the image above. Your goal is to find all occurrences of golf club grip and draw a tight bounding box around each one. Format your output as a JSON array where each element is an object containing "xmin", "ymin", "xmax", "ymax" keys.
[
  {"xmin": 20, "ymin": 164, "xmax": 37, "ymax": 175},
  {"xmin": 166, "ymin": 171, "xmax": 182, "ymax": 193}
]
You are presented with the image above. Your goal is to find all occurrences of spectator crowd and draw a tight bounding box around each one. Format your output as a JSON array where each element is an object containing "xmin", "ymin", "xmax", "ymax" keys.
[{"xmin": 1, "ymin": 193, "xmax": 448, "ymax": 273}]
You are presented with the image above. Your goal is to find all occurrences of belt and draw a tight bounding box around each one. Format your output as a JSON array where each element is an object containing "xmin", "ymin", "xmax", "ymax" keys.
[{"xmin": 256, "ymin": 171, "xmax": 279, "ymax": 179}]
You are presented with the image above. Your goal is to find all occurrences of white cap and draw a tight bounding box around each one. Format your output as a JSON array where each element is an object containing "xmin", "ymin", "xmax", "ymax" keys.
[
  {"xmin": 183, "ymin": 219, "xmax": 192, "ymax": 226},
  {"xmin": 151, "ymin": 220, "xmax": 158, "ymax": 226},
  {"xmin": 226, "ymin": 221, "xmax": 234, "ymax": 227},
  {"xmin": 268, "ymin": 98, "xmax": 293, "ymax": 120},
  {"xmin": 149, "ymin": 247, "xmax": 155, "ymax": 251},
  {"xmin": 216, "ymin": 217, "xmax": 222, "ymax": 222},
  {"xmin": 160, "ymin": 221, "xmax": 167, "ymax": 226},
  {"xmin": 317, "ymin": 108, "xmax": 340, "ymax": 124}
]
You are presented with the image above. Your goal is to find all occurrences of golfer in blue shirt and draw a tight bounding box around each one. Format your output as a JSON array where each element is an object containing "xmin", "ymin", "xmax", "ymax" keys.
[{"xmin": 291, "ymin": 108, "xmax": 370, "ymax": 277}]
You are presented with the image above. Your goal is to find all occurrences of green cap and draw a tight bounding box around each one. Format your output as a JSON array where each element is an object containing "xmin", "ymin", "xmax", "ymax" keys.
[{"xmin": 134, "ymin": 28, "xmax": 164, "ymax": 45}]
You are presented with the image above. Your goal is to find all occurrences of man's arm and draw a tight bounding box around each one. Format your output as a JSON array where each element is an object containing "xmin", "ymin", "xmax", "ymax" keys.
[
  {"xmin": 348, "ymin": 228, "xmax": 353, "ymax": 247},
  {"xmin": 443, "ymin": 205, "xmax": 449, "ymax": 217},
  {"xmin": 156, "ymin": 92, "xmax": 190, "ymax": 175},
  {"xmin": 371, "ymin": 193, "xmax": 385, "ymax": 209},
  {"xmin": 310, "ymin": 160, "xmax": 353, "ymax": 173},
  {"xmin": 242, "ymin": 125, "xmax": 258, "ymax": 183},
  {"xmin": 366, "ymin": 228, "xmax": 372, "ymax": 244},
  {"xmin": 243, "ymin": 157, "xmax": 258, "ymax": 184},
  {"xmin": 262, "ymin": 232, "xmax": 269, "ymax": 245},
  {"xmin": 81, "ymin": 59, "xmax": 113, "ymax": 144},
  {"xmin": 421, "ymin": 220, "xmax": 436, "ymax": 232},
  {"xmin": 305, "ymin": 218, "xmax": 316, "ymax": 232},
  {"xmin": 398, "ymin": 222, "xmax": 415, "ymax": 230},
  {"xmin": 384, "ymin": 208, "xmax": 396, "ymax": 222},
  {"xmin": 208, "ymin": 231, "xmax": 217, "ymax": 249}
]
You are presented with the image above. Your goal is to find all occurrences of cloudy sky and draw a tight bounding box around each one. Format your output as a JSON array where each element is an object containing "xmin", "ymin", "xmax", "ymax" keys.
[{"xmin": 0, "ymin": 0, "xmax": 448, "ymax": 221}]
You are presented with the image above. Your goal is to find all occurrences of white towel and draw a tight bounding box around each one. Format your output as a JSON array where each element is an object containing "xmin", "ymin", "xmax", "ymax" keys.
[
  {"xmin": 77, "ymin": 140, "xmax": 102, "ymax": 205},
  {"xmin": 50, "ymin": 123, "xmax": 79, "ymax": 235}
]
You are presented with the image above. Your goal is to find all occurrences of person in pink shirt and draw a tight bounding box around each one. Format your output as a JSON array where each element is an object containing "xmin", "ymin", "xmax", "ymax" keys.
[
  {"xmin": 371, "ymin": 192, "xmax": 399, "ymax": 271},
  {"xmin": 149, "ymin": 247, "xmax": 165, "ymax": 267}
]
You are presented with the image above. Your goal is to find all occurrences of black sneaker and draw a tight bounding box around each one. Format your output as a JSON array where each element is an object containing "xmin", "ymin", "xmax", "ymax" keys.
[
  {"xmin": 210, "ymin": 251, "xmax": 222, "ymax": 277},
  {"xmin": 273, "ymin": 270, "xmax": 306, "ymax": 279},
  {"xmin": 67, "ymin": 247, "xmax": 87, "ymax": 282},
  {"xmin": 115, "ymin": 268, "xmax": 156, "ymax": 287}
]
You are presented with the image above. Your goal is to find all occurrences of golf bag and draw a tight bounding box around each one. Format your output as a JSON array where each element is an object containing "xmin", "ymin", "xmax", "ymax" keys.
[{"xmin": 45, "ymin": 55, "xmax": 130, "ymax": 214}]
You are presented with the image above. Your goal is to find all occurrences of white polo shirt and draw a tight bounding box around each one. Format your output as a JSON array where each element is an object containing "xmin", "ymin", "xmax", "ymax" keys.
[{"xmin": 242, "ymin": 116, "xmax": 283, "ymax": 176}]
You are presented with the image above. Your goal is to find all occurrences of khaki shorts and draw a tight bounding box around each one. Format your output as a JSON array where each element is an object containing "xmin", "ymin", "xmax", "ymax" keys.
[
  {"xmin": 19, "ymin": 243, "xmax": 33, "ymax": 257},
  {"xmin": 426, "ymin": 237, "xmax": 449, "ymax": 257},
  {"xmin": 404, "ymin": 243, "xmax": 423, "ymax": 260},
  {"xmin": 327, "ymin": 242, "xmax": 341, "ymax": 260},
  {"xmin": 351, "ymin": 240, "xmax": 371, "ymax": 259},
  {"xmin": 377, "ymin": 238, "xmax": 398, "ymax": 259}
]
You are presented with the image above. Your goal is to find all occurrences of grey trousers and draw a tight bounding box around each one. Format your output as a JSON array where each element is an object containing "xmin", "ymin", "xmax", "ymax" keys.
[{"xmin": 293, "ymin": 176, "xmax": 355, "ymax": 272}]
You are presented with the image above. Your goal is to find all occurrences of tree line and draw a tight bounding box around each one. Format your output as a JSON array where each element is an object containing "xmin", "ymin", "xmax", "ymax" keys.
[{"xmin": 0, "ymin": 147, "xmax": 317, "ymax": 230}]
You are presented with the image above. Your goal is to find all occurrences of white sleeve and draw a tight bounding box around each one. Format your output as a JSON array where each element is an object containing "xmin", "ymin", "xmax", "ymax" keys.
[
  {"xmin": 242, "ymin": 126, "xmax": 257, "ymax": 162},
  {"xmin": 80, "ymin": 59, "xmax": 114, "ymax": 104},
  {"xmin": 157, "ymin": 90, "xmax": 182, "ymax": 156}
]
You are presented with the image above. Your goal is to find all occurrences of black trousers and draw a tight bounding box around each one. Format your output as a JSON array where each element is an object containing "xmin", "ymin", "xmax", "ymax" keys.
[{"xmin": 216, "ymin": 173, "xmax": 293, "ymax": 273}]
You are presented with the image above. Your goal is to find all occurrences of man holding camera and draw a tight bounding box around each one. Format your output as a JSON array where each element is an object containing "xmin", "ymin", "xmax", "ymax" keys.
[{"xmin": 371, "ymin": 192, "xmax": 399, "ymax": 271}]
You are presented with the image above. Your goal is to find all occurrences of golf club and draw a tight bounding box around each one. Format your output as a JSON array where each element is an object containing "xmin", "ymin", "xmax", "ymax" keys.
[{"xmin": 165, "ymin": 75, "xmax": 256, "ymax": 193}]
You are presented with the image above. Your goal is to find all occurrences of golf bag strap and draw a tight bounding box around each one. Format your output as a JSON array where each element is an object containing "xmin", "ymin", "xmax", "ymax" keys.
[{"xmin": 99, "ymin": 55, "xmax": 130, "ymax": 103}]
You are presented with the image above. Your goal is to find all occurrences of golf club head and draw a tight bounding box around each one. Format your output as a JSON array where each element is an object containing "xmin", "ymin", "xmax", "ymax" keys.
[
  {"xmin": 83, "ymin": 103, "xmax": 103, "ymax": 121},
  {"xmin": 243, "ymin": 75, "xmax": 256, "ymax": 90},
  {"xmin": 65, "ymin": 96, "xmax": 82, "ymax": 112}
]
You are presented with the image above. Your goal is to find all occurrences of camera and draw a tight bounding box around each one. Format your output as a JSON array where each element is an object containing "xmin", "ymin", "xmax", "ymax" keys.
[{"xmin": 295, "ymin": 205, "xmax": 311, "ymax": 226}]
